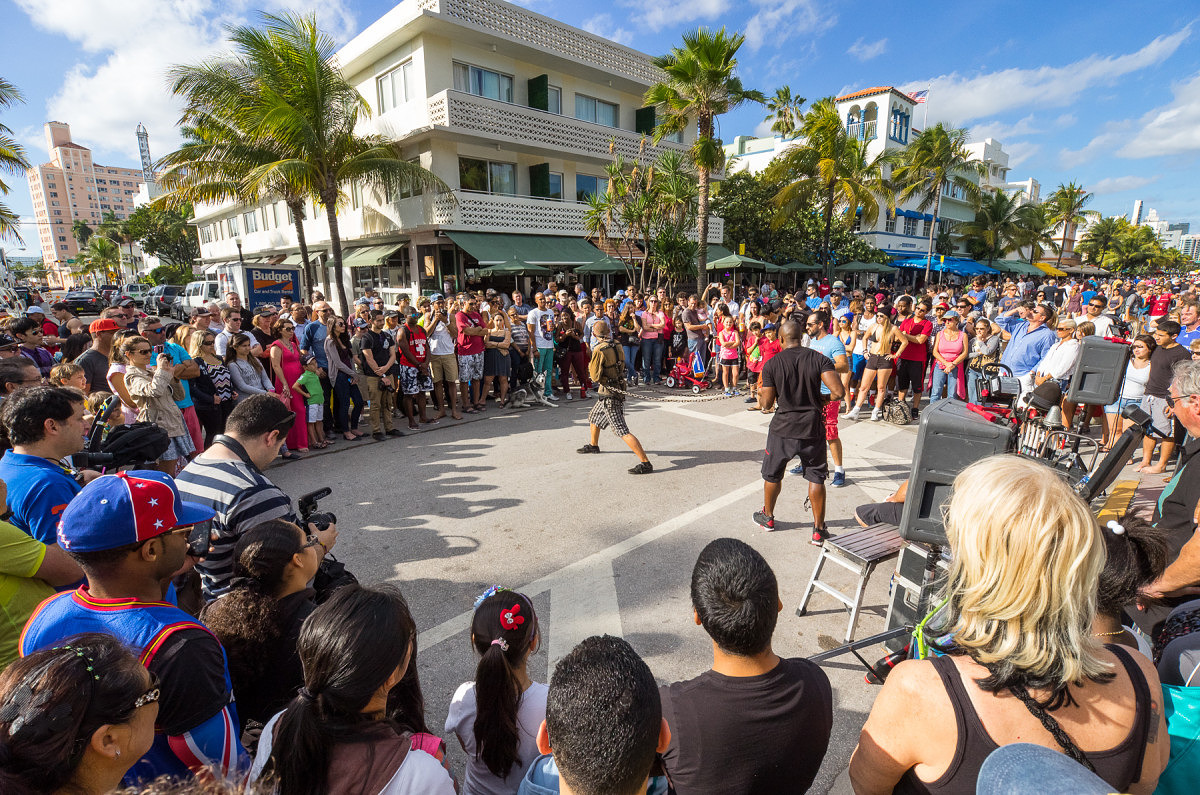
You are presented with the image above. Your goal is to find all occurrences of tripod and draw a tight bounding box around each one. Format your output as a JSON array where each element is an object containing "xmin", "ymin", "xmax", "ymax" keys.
[{"xmin": 807, "ymin": 542, "xmax": 944, "ymax": 675}]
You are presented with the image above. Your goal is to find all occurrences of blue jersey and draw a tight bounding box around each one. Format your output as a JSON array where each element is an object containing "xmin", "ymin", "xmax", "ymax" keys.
[
  {"xmin": 808, "ymin": 334, "xmax": 847, "ymax": 395},
  {"xmin": 21, "ymin": 587, "xmax": 246, "ymax": 785},
  {"xmin": 0, "ymin": 451, "xmax": 81, "ymax": 543}
]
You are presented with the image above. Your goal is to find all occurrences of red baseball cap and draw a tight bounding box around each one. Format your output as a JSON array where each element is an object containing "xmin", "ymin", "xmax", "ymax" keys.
[{"xmin": 89, "ymin": 318, "xmax": 122, "ymax": 333}]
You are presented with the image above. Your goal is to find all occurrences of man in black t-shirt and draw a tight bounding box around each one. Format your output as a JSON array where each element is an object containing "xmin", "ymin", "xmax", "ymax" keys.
[
  {"xmin": 1138, "ymin": 320, "xmax": 1190, "ymax": 474},
  {"xmin": 755, "ymin": 320, "xmax": 842, "ymax": 542},
  {"xmin": 354, "ymin": 312, "xmax": 401, "ymax": 440},
  {"xmin": 659, "ymin": 538, "xmax": 832, "ymax": 793}
]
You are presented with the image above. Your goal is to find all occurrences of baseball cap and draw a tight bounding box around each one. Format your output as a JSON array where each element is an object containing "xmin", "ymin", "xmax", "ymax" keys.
[
  {"xmin": 57, "ymin": 470, "xmax": 216, "ymax": 553},
  {"xmin": 0, "ymin": 332, "xmax": 16, "ymax": 349},
  {"xmin": 354, "ymin": 296, "xmax": 371, "ymax": 305},
  {"xmin": 300, "ymin": 354, "xmax": 316, "ymax": 365},
  {"xmin": 188, "ymin": 305, "xmax": 209, "ymax": 318},
  {"xmin": 353, "ymin": 318, "xmax": 369, "ymax": 329},
  {"xmin": 384, "ymin": 310, "xmax": 400, "ymax": 318},
  {"xmin": 89, "ymin": 318, "xmax": 122, "ymax": 334},
  {"xmin": 944, "ymin": 310, "xmax": 960, "ymax": 319},
  {"xmin": 936, "ymin": 302, "xmax": 950, "ymax": 310},
  {"xmin": 616, "ymin": 290, "xmax": 626, "ymax": 297},
  {"xmin": 254, "ymin": 304, "xmax": 279, "ymax": 315},
  {"xmin": 115, "ymin": 297, "xmax": 135, "ymax": 308},
  {"xmin": 430, "ymin": 293, "xmax": 444, "ymax": 301},
  {"xmin": 832, "ymin": 281, "xmax": 846, "ymax": 289},
  {"xmin": 22, "ymin": 307, "xmax": 44, "ymax": 316}
]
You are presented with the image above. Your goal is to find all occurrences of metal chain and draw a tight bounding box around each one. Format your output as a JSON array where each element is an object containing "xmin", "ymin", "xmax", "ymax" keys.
[{"xmin": 601, "ymin": 384, "xmax": 741, "ymax": 403}]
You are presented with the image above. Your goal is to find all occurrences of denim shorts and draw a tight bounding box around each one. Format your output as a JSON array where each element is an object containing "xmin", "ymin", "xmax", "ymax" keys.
[{"xmin": 1104, "ymin": 395, "xmax": 1142, "ymax": 415}]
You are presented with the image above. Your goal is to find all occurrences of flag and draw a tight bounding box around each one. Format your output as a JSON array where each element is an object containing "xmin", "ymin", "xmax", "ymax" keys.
[{"xmin": 910, "ymin": 89, "xmax": 928, "ymax": 104}]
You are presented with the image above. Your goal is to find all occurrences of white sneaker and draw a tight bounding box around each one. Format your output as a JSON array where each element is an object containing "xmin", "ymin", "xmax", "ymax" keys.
[
  {"xmin": 547, "ymin": 394, "xmax": 560, "ymax": 401},
  {"xmin": 871, "ymin": 408, "xmax": 881, "ymax": 421},
  {"xmin": 566, "ymin": 393, "xmax": 574, "ymax": 401},
  {"xmin": 845, "ymin": 405, "xmax": 861, "ymax": 420}
]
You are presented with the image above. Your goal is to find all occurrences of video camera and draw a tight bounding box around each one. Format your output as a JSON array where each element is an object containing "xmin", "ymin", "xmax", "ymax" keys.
[
  {"xmin": 299, "ymin": 487, "xmax": 337, "ymax": 531},
  {"xmin": 70, "ymin": 395, "xmax": 169, "ymax": 473}
]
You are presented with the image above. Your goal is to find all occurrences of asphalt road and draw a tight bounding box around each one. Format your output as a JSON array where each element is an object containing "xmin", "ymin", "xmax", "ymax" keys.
[{"xmin": 266, "ymin": 389, "xmax": 917, "ymax": 793}]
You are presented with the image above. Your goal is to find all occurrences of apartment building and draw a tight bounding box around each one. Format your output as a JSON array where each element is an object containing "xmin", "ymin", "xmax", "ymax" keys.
[
  {"xmin": 25, "ymin": 122, "xmax": 145, "ymax": 287},
  {"xmin": 192, "ymin": 0, "xmax": 718, "ymax": 300}
]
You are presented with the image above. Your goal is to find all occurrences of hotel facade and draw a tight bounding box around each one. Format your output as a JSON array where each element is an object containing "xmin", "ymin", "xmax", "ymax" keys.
[{"xmin": 191, "ymin": 0, "xmax": 719, "ymax": 300}]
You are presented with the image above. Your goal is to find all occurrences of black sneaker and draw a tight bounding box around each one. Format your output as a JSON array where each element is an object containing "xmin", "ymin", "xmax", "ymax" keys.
[
  {"xmin": 386, "ymin": 429, "xmax": 404, "ymax": 437},
  {"xmin": 577, "ymin": 444, "xmax": 600, "ymax": 454},
  {"xmin": 753, "ymin": 510, "xmax": 775, "ymax": 531},
  {"xmin": 372, "ymin": 432, "xmax": 386, "ymax": 441},
  {"xmin": 628, "ymin": 461, "xmax": 653, "ymax": 475},
  {"xmin": 811, "ymin": 527, "xmax": 830, "ymax": 546}
]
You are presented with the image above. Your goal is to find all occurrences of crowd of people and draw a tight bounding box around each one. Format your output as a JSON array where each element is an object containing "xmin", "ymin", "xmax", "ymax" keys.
[{"xmin": 1, "ymin": 271, "xmax": 1200, "ymax": 794}]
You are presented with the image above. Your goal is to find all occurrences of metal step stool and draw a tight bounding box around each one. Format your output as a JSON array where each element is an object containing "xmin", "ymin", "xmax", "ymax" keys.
[{"xmin": 798, "ymin": 523, "xmax": 905, "ymax": 643}]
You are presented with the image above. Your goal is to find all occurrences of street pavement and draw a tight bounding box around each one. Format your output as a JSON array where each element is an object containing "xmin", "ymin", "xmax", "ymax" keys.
[{"xmin": 264, "ymin": 389, "xmax": 918, "ymax": 793}]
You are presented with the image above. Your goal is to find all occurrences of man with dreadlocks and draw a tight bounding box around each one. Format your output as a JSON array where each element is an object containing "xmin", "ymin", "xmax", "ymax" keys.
[{"xmin": 576, "ymin": 320, "xmax": 652, "ymax": 475}]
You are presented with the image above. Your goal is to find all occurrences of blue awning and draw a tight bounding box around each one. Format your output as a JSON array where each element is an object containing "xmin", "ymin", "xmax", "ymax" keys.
[{"xmin": 891, "ymin": 256, "xmax": 998, "ymax": 276}]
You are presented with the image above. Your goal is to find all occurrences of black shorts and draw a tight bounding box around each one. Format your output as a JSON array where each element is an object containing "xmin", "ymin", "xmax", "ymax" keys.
[
  {"xmin": 761, "ymin": 431, "xmax": 827, "ymax": 485},
  {"xmin": 896, "ymin": 359, "xmax": 925, "ymax": 392},
  {"xmin": 866, "ymin": 353, "xmax": 891, "ymax": 371},
  {"xmin": 855, "ymin": 500, "xmax": 904, "ymax": 527}
]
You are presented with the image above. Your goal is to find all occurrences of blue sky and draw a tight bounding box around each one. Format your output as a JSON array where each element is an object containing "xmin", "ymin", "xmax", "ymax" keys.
[{"xmin": 3, "ymin": 0, "xmax": 1198, "ymax": 254}]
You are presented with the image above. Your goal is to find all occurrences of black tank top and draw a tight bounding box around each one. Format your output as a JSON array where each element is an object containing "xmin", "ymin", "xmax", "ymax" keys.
[{"xmin": 895, "ymin": 645, "xmax": 1151, "ymax": 795}]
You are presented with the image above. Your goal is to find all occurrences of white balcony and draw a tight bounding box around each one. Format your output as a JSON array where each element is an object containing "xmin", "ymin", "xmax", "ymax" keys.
[
  {"xmin": 428, "ymin": 89, "xmax": 690, "ymax": 165},
  {"xmin": 401, "ymin": 190, "xmax": 723, "ymax": 242},
  {"xmin": 847, "ymin": 120, "xmax": 877, "ymax": 141}
]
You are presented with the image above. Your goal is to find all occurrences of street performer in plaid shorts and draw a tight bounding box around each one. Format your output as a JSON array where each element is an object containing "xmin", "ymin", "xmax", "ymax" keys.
[{"xmin": 576, "ymin": 320, "xmax": 653, "ymax": 474}]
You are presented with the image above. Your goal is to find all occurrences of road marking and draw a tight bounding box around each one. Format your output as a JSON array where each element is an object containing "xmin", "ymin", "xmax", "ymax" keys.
[{"xmin": 417, "ymin": 479, "xmax": 763, "ymax": 654}]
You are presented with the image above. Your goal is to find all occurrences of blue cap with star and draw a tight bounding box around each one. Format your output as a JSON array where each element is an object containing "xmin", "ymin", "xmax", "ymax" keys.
[{"xmin": 57, "ymin": 470, "xmax": 216, "ymax": 552}]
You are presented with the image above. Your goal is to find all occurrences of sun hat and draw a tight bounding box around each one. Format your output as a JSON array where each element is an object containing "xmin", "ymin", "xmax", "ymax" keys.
[
  {"xmin": 89, "ymin": 318, "xmax": 122, "ymax": 334},
  {"xmin": 57, "ymin": 470, "xmax": 216, "ymax": 553},
  {"xmin": 353, "ymin": 318, "xmax": 369, "ymax": 329},
  {"xmin": 832, "ymin": 281, "xmax": 846, "ymax": 289}
]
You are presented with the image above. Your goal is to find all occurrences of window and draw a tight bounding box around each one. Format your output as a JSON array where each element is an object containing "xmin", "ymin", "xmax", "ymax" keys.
[
  {"xmin": 939, "ymin": 219, "xmax": 952, "ymax": 235},
  {"xmin": 453, "ymin": 62, "xmax": 513, "ymax": 102},
  {"xmin": 547, "ymin": 86, "xmax": 562, "ymax": 115},
  {"xmin": 852, "ymin": 215, "xmax": 862, "ymax": 232},
  {"xmin": 393, "ymin": 158, "xmax": 424, "ymax": 201},
  {"xmin": 903, "ymin": 217, "xmax": 918, "ymax": 236},
  {"xmin": 350, "ymin": 181, "xmax": 363, "ymax": 209},
  {"xmin": 271, "ymin": 203, "xmax": 280, "ymax": 228},
  {"xmin": 200, "ymin": 226, "xmax": 213, "ymax": 244},
  {"xmin": 921, "ymin": 220, "xmax": 930, "ymax": 237},
  {"xmin": 575, "ymin": 95, "xmax": 619, "ymax": 127},
  {"xmin": 576, "ymin": 174, "xmax": 604, "ymax": 202},
  {"xmin": 57, "ymin": 235, "xmax": 66, "ymax": 242},
  {"xmin": 227, "ymin": 216, "xmax": 239, "ymax": 237},
  {"xmin": 548, "ymin": 172, "xmax": 563, "ymax": 200},
  {"xmin": 885, "ymin": 214, "xmax": 896, "ymax": 233},
  {"xmin": 458, "ymin": 157, "xmax": 516, "ymax": 195},
  {"xmin": 243, "ymin": 211, "xmax": 258, "ymax": 233},
  {"xmin": 377, "ymin": 60, "xmax": 416, "ymax": 113}
]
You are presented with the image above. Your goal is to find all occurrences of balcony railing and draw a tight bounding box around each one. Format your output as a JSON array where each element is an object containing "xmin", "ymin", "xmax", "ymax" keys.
[
  {"xmin": 847, "ymin": 120, "xmax": 877, "ymax": 141},
  {"xmin": 400, "ymin": 190, "xmax": 723, "ymax": 242},
  {"xmin": 428, "ymin": 89, "xmax": 690, "ymax": 165}
]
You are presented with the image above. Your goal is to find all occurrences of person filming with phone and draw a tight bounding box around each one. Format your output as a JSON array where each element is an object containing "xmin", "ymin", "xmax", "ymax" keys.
[{"xmin": 176, "ymin": 394, "xmax": 338, "ymax": 603}]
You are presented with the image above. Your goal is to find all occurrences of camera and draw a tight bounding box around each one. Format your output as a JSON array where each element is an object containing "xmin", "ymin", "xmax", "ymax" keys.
[{"xmin": 299, "ymin": 487, "xmax": 337, "ymax": 532}]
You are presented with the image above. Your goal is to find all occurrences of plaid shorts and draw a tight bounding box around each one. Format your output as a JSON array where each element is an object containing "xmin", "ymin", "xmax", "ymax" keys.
[{"xmin": 589, "ymin": 395, "xmax": 630, "ymax": 438}]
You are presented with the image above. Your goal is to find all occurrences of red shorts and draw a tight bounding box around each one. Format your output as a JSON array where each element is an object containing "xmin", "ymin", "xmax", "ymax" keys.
[{"xmin": 824, "ymin": 400, "xmax": 840, "ymax": 441}]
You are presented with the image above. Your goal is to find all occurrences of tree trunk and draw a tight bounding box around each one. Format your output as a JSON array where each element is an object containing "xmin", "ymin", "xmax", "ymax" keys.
[
  {"xmin": 822, "ymin": 183, "xmax": 836, "ymax": 282},
  {"xmin": 696, "ymin": 165, "xmax": 710, "ymax": 295},
  {"xmin": 924, "ymin": 186, "xmax": 943, "ymax": 285},
  {"xmin": 1056, "ymin": 221, "xmax": 1073, "ymax": 271},
  {"xmin": 287, "ymin": 200, "xmax": 317, "ymax": 301},
  {"xmin": 323, "ymin": 199, "xmax": 350, "ymax": 318}
]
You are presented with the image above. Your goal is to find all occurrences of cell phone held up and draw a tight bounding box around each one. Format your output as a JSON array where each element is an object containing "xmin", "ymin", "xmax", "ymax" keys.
[{"xmin": 152, "ymin": 344, "xmax": 173, "ymax": 363}]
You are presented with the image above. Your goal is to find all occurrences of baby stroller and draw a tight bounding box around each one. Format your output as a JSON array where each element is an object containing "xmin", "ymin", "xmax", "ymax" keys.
[{"xmin": 665, "ymin": 352, "xmax": 712, "ymax": 394}]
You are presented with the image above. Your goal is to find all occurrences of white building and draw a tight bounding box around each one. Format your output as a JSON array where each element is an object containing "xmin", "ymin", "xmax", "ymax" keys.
[
  {"xmin": 1179, "ymin": 234, "xmax": 1200, "ymax": 263},
  {"xmin": 191, "ymin": 0, "xmax": 718, "ymax": 301}
]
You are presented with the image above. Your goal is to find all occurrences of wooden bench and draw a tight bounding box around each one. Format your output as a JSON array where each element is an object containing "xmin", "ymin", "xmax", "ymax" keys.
[{"xmin": 798, "ymin": 523, "xmax": 906, "ymax": 643}]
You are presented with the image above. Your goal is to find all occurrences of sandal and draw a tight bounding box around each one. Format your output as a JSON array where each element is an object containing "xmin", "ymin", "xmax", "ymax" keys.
[
  {"xmin": 282, "ymin": 452, "xmax": 303, "ymax": 460},
  {"xmin": 408, "ymin": 422, "xmax": 420, "ymax": 430},
  {"xmin": 464, "ymin": 408, "xmax": 478, "ymax": 414}
]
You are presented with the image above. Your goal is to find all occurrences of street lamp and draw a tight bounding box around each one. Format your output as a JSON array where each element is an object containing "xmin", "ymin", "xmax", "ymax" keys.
[{"xmin": 234, "ymin": 236, "xmax": 245, "ymax": 267}]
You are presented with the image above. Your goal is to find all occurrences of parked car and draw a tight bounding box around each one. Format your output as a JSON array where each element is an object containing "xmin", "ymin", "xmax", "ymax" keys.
[
  {"xmin": 145, "ymin": 284, "xmax": 182, "ymax": 318},
  {"xmin": 98, "ymin": 284, "xmax": 119, "ymax": 302},
  {"xmin": 62, "ymin": 289, "xmax": 105, "ymax": 314},
  {"xmin": 172, "ymin": 280, "xmax": 221, "ymax": 319},
  {"xmin": 120, "ymin": 283, "xmax": 153, "ymax": 307}
]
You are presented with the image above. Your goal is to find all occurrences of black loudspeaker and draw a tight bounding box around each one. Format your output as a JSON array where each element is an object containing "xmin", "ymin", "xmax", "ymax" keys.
[
  {"xmin": 898, "ymin": 401, "xmax": 1017, "ymax": 546},
  {"xmin": 883, "ymin": 544, "xmax": 950, "ymax": 653},
  {"xmin": 1067, "ymin": 337, "xmax": 1131, "ymax": 406}
]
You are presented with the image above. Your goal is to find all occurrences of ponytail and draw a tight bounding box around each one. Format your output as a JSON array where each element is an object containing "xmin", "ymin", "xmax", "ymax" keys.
[{"xmin": 470, "ymin": 588, "xmax": 538, "ymax": 779}]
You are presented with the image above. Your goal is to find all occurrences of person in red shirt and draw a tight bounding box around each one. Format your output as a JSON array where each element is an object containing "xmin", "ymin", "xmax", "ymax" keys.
[
  {"xmin": 896, "ymin": 299, "xmax": 933, "ymax": 419},
  {"xmin": 397, "ymin": 310, "xmax": 434, "ymax": 429},
  {"xmin": 1148, "ymin": 288, "xmax": 1173, "ymax": 322},
  {"xmin": 455, "ymin": 295, "xmax": 488, "ymax": 412}
]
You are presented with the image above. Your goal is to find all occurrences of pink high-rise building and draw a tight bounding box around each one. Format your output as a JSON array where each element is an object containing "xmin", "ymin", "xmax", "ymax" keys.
[{"xmin": 26, "ymin": 122, "xmax": 144, "ymax": 285}]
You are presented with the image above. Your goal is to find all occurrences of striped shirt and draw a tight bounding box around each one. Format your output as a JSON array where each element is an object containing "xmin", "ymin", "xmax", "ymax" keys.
[{"xmin": 175, "ymin": 456, "xmax": 296, "ymax": 600}]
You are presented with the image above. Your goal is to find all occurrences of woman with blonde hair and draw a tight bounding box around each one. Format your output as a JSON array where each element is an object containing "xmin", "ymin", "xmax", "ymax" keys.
[
  {"xmin": 846, "ymin": 308, "xmax": 906, "ymax": 421},
  {"xmin": 849, "ymin": 455, "xmax": 1169, "ymax": 794}
]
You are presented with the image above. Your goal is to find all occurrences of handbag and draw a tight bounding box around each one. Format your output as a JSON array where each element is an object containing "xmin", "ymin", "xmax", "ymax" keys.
[
  {"xmin": 1159, "ymin": 683, "xmax": 1200, "ymax": 793},
  {"xmin": 313, "ymin": 555, "xmax": 358, "ymax": 603},
  {"xmin": 882, "ymin": 395, "xmax": 911, "ymax": 425}
]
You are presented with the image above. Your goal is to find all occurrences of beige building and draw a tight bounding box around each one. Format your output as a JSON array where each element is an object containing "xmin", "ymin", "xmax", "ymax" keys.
[
  {"xmin": 26, "ymin": 122, "xmax": 145, "ymax": 287},
  {"xmin": 192, "ymin": 0, "xmax": 719, "ymax": 300}
]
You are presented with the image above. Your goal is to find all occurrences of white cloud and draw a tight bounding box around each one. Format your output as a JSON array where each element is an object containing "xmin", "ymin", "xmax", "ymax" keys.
[
  {"xmin": 13, "ymin": 1, "xmax": 357, "ymax": 166},
  {"xmin": 1116, "ymin": 71, "xmax": 1200, "ymax": 158},
  {"xmin": 743, "ymin": 0, "xmax": 836, "ymax": 51},
  {"xmin": 1090, "ymin": 175, "xmax": 1160, "ymax": 194},
  {"xmin": 847, "ymin": 37, "xmax": 887, "ymax": 61},
  {"xmin": 969, "ymin": 114, "xmax": 1041, "ymax": 143},
  {"xmin": 1007, "ymin": 142, "xmax": 1041, "ymax": 169},
  {"xmin": 581, "ymin": 14, "xmax": 634, "ymax": 47},
  {"xmin": 903, "ymin": 26, "xmax": 1190, "ymax": 124},
  {"xmin": 626, "ymin": 0, "xmax": 730, "ymax": 33},
  {"xmin": 1060, "ymin": 120, "xmax": 1133, "ymax": 168}
]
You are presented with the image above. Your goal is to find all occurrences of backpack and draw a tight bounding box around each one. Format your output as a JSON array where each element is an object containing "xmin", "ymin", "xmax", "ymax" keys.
[
  {"xmin": 882, "ymin": 395, "xmax": 912, "ymax": 425},
  {"xmin": 595, "ymin": 342, "xmax": 625, "ymax": 394}
]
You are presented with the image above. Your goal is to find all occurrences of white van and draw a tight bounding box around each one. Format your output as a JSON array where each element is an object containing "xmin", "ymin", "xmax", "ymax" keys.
[
  {"xmin": 121, "ymin": 283, "xmax": 153, "ymax": 307},
  {"xmin": 173, "ymin": 280, "xmax": 221, "ymax": 319}
]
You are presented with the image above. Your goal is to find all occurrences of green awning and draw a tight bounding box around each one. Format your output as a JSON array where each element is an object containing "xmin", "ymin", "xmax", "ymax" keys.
[
  {"xmin": 478, "ymin": 258, "xmax": 553, "ymax": 277},
  {"xmin": 835, "ymin": 261, "xmax": 897, "ymax": 273},
  {"xmin": 708, "ymin": 253, "xmax": 786, "ymax": 273},
  {"xmin": 575, "ymin": 256, "xmax": 629, "ymax": 275},
  {"xmin": 446, "ymin": 232, "xmax": 601, "ymax": 267},
  {"xmin": 696, "ymin": 245, "xmax": 736, "ymax": 264},
  {"xmin": 340, "ymin": 244, "xmax": 406, "ymax": 268},
  {"xmin": 783, "ymin": 261, "xmax": 824, "ymax": 272},
  {"xmin": 990, "ymin": 259, "xmax": 1044, "ymax": 276},
  {"xmin": 280, "ymin": 251, "xmax": 325, "ymax": 266}
]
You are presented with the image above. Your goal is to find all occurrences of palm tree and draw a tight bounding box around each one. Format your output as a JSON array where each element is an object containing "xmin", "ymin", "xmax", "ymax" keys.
[
  {"xmin": 891, "ymin": 122, "xmax": 985, "ymax": 283},
  {"xmin": 645, "ymin": 27, "xmax": 765, "ymax": 294},
  {"xmin": 71, "ymin": 219, "xmax": 94, "ymax": 250},
  {"xmin": 1011, "ymin": 203, "xmax": 1060, "ymax": 264},
  {"xmin": 1103, "ymin": 224, "xmax": 1157, "ymax": 275},
  {"xmin": 1046, "ymin": 181, "xmax": 1097, "ymax": 271},
  {"xmin": 766, "ymin": 98, "xmax": 893, "ymax": 279},
  {"xmin": 764, "ymin": 86, "xmax": 805, "ymax": 139},
  {"xmin": 166, "ymin": 13, "xmax": 447, "ymax": 316},
  {"xmin": 81, "ymin": 235, "xmax": 121, "ymax": 288},
  {"xmin": 1075, "ymin": 215, "xmax": 1123, "ymax": 267},
  {"xmin": 0, "ymin": 77, "xmax": 31, "ymax": 243},
  {"xmin": 959, "ymin": 189, "xmax": 1022, "ymax": 268}
]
